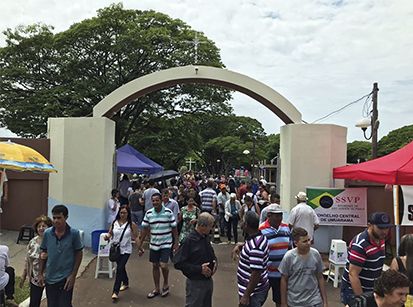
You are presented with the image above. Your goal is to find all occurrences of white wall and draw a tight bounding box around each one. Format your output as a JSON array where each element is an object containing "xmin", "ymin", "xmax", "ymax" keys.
[
  {"xmin": 279, "ymin": 123, "xmax": 347, "ymax": 252},
  {"xmin": 47, "ymin": 117, "xmax": 116, "ymax": 246}
]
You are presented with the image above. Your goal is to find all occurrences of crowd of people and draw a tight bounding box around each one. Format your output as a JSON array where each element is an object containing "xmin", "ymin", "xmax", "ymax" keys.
[{"xmin": 1, "ymin": 170, "xmax": 412, "ymax": 307}]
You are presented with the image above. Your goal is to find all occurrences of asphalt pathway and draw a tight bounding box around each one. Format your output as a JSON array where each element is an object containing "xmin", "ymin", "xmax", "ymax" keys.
[{"xmin": 64, "ymin": 243, "xmax": 342, "ymax": 307}]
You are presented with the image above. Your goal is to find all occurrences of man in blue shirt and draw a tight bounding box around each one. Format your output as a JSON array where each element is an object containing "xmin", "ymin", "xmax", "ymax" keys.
[{"xmin": 39, "ymin": 205, "xmax": 83, "ymax": 307}]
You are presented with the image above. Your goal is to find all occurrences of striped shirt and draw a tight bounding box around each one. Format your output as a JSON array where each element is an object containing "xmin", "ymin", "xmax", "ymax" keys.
[
  {"xmin": 141, "ymin": 206, "xmax": 177, "ymax": 251},
  {"xmin": 259, "ymin": 221, "xmax": 291, "ymax": 279},
  {"xmin": 342, "ymin": 229, "xmax": 385, "ymax": 293},
  {"xmin": 199, "ymin": 188, "xmax": 217, "ymax": 212},
  {"xmin": 237, "ymin": 233, "xmax": 269, "ymax": 297}
]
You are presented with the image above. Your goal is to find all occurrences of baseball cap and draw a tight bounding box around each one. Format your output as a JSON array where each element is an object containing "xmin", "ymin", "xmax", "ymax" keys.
[
  {"xmin": 266, "ymin": 204, "xmax": 283, "ymax": 214},
  {"xmin": 368, "ymin": 212, "xmax": 393, "ymax": 228},
  {"xmin": 295, "ymin": 191, "xmax": 308, "ymax": 201},
  {"xmin": 230, "ymin": 193, "xmax": 237, "ymax": 198}
]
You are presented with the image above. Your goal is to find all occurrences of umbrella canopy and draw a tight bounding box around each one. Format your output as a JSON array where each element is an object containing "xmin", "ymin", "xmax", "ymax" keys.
[
  {"xmin": 0, "ymin": 141, "xmax": 57, "ymax": 173},
  {"xmin": 116, "ymin": 144, "xmax": 163, "ymax": 174},
  {"xmin": 333, "ymin": 141, "xmax": 413, "ymax": 185},
  {"xmin": 148, "ymin": 170, "xmax": 179, "ymax": 181}
]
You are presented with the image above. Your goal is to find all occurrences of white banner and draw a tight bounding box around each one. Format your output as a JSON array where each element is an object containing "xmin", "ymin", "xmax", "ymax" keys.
[
  {"xmin": 400, "ymin": 185, "xmax": 413, "ymax": 226},
  {"xmin": 306, "ymin": 187, "xmax": 368, "ymax": 226}
]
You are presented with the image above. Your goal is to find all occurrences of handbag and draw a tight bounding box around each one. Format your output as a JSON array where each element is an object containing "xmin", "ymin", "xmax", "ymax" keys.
[{"xmin": 109, "ymin": 221, "xmax": 129, "ymax": 262}]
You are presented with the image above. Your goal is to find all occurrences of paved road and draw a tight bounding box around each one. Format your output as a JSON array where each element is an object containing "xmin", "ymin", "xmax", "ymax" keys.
[{"xmin": 65, "ymin": 243, "xmax": 342, "ymax": 307}]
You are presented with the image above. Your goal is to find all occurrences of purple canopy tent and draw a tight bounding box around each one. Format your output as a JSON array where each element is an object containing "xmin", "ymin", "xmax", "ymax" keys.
[{"xmin": 116, "ymin": 144, "xmax": 163, "ymax": 174}]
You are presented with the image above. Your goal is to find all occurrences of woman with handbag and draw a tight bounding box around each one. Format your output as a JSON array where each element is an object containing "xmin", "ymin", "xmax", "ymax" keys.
[{"xmin": 105, "ymin": 205, "xmax": 138, "ymax": 301}]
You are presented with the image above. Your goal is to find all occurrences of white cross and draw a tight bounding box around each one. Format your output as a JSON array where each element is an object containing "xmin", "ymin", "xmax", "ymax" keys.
[
  {"xmin": 183, "ymin": 33, "xmax": 208, "ymax": 64},
  {"xmin": 185, "ymin": 158, "xmax": 196, "ymax": 171}
]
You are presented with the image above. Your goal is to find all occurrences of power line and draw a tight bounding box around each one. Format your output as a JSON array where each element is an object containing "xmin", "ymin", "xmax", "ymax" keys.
[{"xmin": 311, "ymin": 92, "xmax": 373, "ymax": 123}]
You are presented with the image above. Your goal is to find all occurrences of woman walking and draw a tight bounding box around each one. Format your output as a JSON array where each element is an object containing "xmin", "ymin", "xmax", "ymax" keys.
[
  {"xmin": 390, "ymin": 234, "xmax": 413, "ymax": 306},
  {"xmin": 179, "ymin": 197, "xmax": 200, "ymax": 244},
  {"xmin": 105, "ymin": 205, "xmax": 138, "ymax": 301},
  {"xmin": 20, "ymin": 215, "xmax": 53, "ymax": 307}
]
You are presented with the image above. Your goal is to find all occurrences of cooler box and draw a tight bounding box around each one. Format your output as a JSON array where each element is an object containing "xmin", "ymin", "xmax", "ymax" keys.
[
  {"xmin": 91, "ymin": 230, "xmax": 108, "ymax": 254},
  {"xmin": 329, "ymin": 239, "xmax": 348, "ymax": 264}
]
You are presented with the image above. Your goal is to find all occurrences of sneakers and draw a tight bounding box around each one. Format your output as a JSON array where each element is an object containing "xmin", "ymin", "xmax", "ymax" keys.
[
  {"xmin": 120, "ymin": 284, "xmax": 129, "ymax": 291},
  {"xmin": 111, "ymin": 293, "xmax": 119, "ymax": 300}
]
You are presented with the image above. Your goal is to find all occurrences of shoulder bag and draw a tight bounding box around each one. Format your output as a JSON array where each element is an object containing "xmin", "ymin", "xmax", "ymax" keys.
[{"xmin": 109, "ymin": 221, "xmax": 129, "ymax": 262}]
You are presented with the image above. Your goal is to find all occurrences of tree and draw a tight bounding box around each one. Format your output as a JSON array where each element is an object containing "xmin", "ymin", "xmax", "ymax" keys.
[
  {"xmin": 265, "ymin": 133, "xmax": 280, "ymax": 162},
  {"xmin": 347, "ymin": 141, "xmax": 371, "ymax": 163},
  {"xmin": 0, "ymin": 4, "xmax": 232, "ymax": 142},
  {"xmin": 378, "ymin": 125, "xmax": 413, "ymax": 157}
]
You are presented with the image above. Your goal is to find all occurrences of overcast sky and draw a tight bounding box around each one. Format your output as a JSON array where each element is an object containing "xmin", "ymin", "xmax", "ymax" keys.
[{"xmin": 0, "ymin": 0, "xmax": 412, "ymax": 142}]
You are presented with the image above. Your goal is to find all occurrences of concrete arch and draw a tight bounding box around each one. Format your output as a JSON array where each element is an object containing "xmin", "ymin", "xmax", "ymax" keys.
[{"xmin": 93, "ymin": 65, "xmax": 302, "ymax": 124}]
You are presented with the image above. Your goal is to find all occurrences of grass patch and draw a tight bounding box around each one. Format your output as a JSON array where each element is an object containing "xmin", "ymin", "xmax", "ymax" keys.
[{"xmin": 13, "ymin": 276, "xmax": 30, "ymax": 304}]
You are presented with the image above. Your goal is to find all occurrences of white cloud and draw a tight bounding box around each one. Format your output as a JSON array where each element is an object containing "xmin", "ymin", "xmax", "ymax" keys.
[{"xmin": 0, "ymin": 0, "xmax": 412, "ymax": 141}]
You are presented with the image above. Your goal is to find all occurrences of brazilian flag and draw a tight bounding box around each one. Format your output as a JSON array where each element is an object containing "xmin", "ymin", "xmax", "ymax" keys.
[{"xmin": 306, "ymin": 188, "xmax": 345, "ymax": 209}]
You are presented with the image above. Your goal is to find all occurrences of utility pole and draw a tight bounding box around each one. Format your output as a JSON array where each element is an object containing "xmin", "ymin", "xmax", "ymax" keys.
[{"xmin": 371, "ymin": 82, "xmax": 379, "ymax": 159}]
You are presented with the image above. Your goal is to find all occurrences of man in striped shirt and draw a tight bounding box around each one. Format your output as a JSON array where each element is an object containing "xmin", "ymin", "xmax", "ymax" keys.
[
  {"xmin": 341, "ymin": 212, "xmax": 392, "ymax": 305},
  {"xmin": 137, "ymin": 193, "xmax": 179, "ymax": 299},
  {"xmin": 235, "ymin": 211, "xmax": 269, "ymax": 307},
  {"xmin": 259, "ymin": 205, "xmax": 291, "ymax": 307},
  {"xmin": 199, "ymin": 179, "xmax": 217, "ymax": 213}
]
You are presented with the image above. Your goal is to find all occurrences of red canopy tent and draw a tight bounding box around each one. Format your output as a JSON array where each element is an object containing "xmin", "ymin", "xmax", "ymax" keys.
[
  {"xmin": 333, "ymin": 140, "xmax": 413, "ymax": 185},
  {"xmin": 333, "ymin": 140, "xmax": 413, "ymax": 254}
]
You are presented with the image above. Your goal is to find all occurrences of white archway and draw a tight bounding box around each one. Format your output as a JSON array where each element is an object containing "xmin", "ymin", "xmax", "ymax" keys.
[
  {"xmin": 93, "ymin": 65, "xmax": 302, "ymax": 124},
  {"xmin": 48, "ymin": 65, "xmax": 347, "ymax": 252}
]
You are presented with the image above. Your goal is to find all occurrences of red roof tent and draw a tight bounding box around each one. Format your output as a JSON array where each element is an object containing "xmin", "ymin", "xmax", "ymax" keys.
[{"xmin": 333, "ymin": 141, "xmax": 413, "ymax": 185}]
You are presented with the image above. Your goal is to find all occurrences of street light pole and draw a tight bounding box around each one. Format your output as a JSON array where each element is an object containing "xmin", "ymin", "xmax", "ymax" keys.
[{"xmin": 371, "ymin": 82, "xmax": 379, "ymax": 159}]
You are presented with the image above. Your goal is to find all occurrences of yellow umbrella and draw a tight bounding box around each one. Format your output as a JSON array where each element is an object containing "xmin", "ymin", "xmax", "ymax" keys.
[{"xmin": 0, "ymin": 140, "xmax": 57, "ymax": 173}]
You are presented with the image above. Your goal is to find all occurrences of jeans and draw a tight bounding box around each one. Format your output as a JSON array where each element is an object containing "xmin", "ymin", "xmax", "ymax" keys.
[
  {"xmin": 240, "ymin": 289, "xmax": 268, "ymax": 307},
  {"xmin": 218, "ymin": 212, "xmax": 226, "ymax": 235},
  {"xmin": 340, "ymin": 284, "xmax": 356, "ymax": 305},
  {"xmin": 227, "ymin": 216, "xmax": 239, "ymax": 243},
  {"xmin": 4, "ymin": 266, "xmax": 15, "ymax": 300},
  {"xmin": 185, "ymin": 278, "xmax": 213, "ymax": 307},
  {"xmin": 29, "ymin": 282, "xmax": 44, "ymax": 307},
  {"xmin": 113, "ymin": 253, "xmax": 130, "ymax": 294},
  {"xmin": 131, "ymin": 210, "xmax": 144, "ymax": 229},
  {"xmin": 46, "ymin": 278, "xmax": 73, "ymax": 307}
]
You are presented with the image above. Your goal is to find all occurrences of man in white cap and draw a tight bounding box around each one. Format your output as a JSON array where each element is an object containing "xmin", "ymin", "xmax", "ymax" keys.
[{"xmin": 288, "ymin": 192, "xmax": 319, "ymax": 242}]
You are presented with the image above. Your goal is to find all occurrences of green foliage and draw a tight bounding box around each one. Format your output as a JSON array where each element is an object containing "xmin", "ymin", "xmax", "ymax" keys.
[
  {"xmin": 378, "ymin": 125, "xmax": 413, "ymax": 157},
  {"xmin": 0, "ymin": 4, "xmax": 232, "ymax": 139},
  {"xmin": 265, "ymin": 133, "xmax": 280, "ymax": 161},
  {"xmin": 347, "ymin": 141, "xmax": 371, "ymax": 163}
]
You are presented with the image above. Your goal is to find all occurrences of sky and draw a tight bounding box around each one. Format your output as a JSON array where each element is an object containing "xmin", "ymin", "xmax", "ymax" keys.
[{"xmin": 0, "ymin": 0, "xmax": 412, "ymax": 142}]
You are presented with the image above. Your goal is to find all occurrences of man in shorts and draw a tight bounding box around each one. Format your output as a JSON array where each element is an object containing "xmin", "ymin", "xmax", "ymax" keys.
[{"xmin": 137, "ymin": 193, "xmax": 178, "ymax": 299}]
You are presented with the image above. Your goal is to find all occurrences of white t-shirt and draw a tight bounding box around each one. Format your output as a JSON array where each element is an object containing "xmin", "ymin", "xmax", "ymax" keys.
[
  {"xmin": 111, "ymin": 221, "xmax": 132, "ymax": 254},
  {"xmin": 0, "ymin": 171, "xmax": 8, "ymax": 199},
  {"xmin": 107, "ymin": 198, "xmax": 120, "ymax": 224},
  {"xmin": 0, "ymin": 245, "xmax": 10, "ymax": 290},
  {"xmin": 288, "ymin": 202, "xmax": 320, "ymax": 240}
]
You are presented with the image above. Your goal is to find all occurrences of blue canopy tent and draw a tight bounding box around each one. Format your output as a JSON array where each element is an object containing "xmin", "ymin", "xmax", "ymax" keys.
[{"xmin": 116, "ymin": 144, "xmax": 163, "ymax": 174}]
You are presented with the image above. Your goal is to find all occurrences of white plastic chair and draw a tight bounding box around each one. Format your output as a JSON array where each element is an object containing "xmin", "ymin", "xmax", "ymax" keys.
[{"xmin": 95, "ymin": 233, "xmax": 115, "ymax": 278}]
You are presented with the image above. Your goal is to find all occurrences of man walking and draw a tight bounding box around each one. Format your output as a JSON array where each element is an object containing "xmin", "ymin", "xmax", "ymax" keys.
[
  {"xmin": 341, "ymin": 212, "xmax": 391, "ymax": 305},
  {"xmin": 174, "ymin": 212, "xmax": 217, "ymax": 307},
  {"xmin": 234, "ymin": 211, "xmax": 270, "ymax": 307},
  {"xmin": 137, "ymin": 193, "xmax": 179, "ymax": 298},
  {"xmin": 279, "ymin": 227, "xmax": 328, "ymax": 307},
  {"xmin": 217, "ymin": 184, "xmax": 230, "ymax": 236},
  {"xmin": 199, "ymin": 179, "xmax": 217, "ymax": 214},
  {"xmin": 39, "ymin": 205, "xmax": 83, "ymax": 307},
  {"xmin": 288, "ymin": 191, "xmax": 319, "ymax": 242},
  {"xmin": 143, "ymin": 179, "xmax": 160, "ymax": 212},
  {"xmin": 259, "ymin": 193, "xmax": 280, "ymax": 224},
  {"xmin": 259, "ymin": 205, "xmax": 291, "ymax": 307}
]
